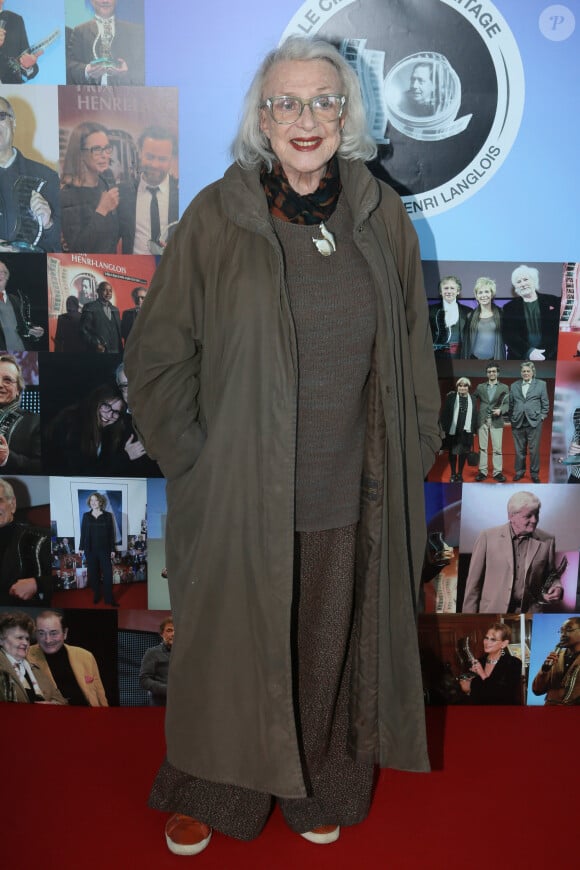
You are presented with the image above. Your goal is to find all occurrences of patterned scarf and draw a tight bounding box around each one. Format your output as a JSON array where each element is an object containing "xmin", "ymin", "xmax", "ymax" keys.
[{"xmin": 260, "ymin": 157, "xmax": 341, "ymax": 225}]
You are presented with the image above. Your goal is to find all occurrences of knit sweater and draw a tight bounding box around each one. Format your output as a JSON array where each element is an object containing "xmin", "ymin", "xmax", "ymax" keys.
[{"xmin": 273, "ymin": 195, "xmax": 376, "ymax": 531}]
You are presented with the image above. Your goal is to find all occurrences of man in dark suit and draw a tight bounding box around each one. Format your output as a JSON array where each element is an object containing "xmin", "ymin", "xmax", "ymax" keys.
[
  {"xmin": 121, "ymin": 285, "xmax": 147, "ymax": 345},
  {"xmin": 0, "ymin": 0, "xmax": 41, "ymax": 83},
  {"xmin": 473, "ymin": 364, "xmax": 509, "ymax": 482},
  {"xmin": 0, "ymin": 353, "xmax": 41, "ymax": 473},
  {"xmin": 66, "ymin": 0, "xmax": 145, "ymax": 85},
  {"xmin": 509, "ymin": 361, "xmax": 549, "ymax": 483},
  {"xmin": 0, "ymin": 96, "xmax": 60, "ymax": 252},
  {"xmin": 79, "ymin": 280, "xmax": 122, "ymax": 353},
  {"xmin": 502, "ymin": 265, "xmax": 560, "ymax": 360},
  {"xmin": 119, "ymin": 126, "xmax": 179, "ymax": 254}
]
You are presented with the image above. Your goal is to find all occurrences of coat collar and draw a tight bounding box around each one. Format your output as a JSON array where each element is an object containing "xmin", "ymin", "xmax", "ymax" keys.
[{"xmin": 219, "ymin": 157, "xmax": 380, "ymax": 238}]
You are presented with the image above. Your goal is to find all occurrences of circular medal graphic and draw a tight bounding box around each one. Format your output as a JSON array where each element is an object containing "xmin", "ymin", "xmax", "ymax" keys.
[{"xmin": 282, "ymin": 0, "xmax": 524, "ymax": 218}]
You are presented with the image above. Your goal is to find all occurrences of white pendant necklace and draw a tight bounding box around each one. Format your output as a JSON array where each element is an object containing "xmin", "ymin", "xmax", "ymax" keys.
[{"xmin": 312, "ymin": 222, "xmax": 336, "ymax": 257}]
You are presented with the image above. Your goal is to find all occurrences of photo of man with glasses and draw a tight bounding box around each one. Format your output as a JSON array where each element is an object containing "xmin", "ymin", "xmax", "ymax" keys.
[
  {"xmin": 0, "ymin": 96, "xmax": 60, "ymax": 252},
  {"xmin": 121, "ymin": 285, "xmax": 148, "ymax": 344},
  {"xmin": 0, "ymin": 352, "xmax": 40, "ymax": 473}
]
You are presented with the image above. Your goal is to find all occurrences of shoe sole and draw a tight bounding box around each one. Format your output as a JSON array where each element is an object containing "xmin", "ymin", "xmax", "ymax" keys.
[
  {"xmin": 300, "ymin": 827, "xmax": 340, "ymax": 844},
  {"xmin": 165, "ymin": 829, "xmax": 212, "ymax": 856}
]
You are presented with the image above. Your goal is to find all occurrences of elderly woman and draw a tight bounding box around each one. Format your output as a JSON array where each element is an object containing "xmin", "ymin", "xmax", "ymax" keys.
[
  {"xmin": 0, "ymin": 611, "xmax": 66, "ymax": 703},
  {"xmin": 462, "ymin": 277, "xmax": 506, "ymax": 360},
  {"xmin": 125, "ymin": 36, "xmax": 440, "ymax": 855},
  {"xmin": 428, "ymin": 275, "xmax": 470, "ymax": 358},
  {"xmin": 502, "ymin": 264, "xmax": 560, "ymax": 360},
  {"xmin": 60, "ymin": 121, "xmax": 121, "ymax": 253},
  {"xmin": 79, "ymin": 492, "xmax": 118, "ymax": 607},
  {"xmin": 458, "ymin": 623, "xmax": 521, "ymax": 704},
  {"xmin": 440, "ymin": 377, "xmax": 476, "ymax": 482}
]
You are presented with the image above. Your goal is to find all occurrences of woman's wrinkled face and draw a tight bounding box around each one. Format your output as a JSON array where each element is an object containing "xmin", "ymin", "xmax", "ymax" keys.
[
  {"xmin": 1, "ymin": 627, "xmax": 30, "ymax": 661},
  {"xmin": 457, "ymin": 382, "xmax": 469, "ymax": 396},
  {"xmin": 259, "ymin": 59, "xmax": 344, "ymax": 194}
]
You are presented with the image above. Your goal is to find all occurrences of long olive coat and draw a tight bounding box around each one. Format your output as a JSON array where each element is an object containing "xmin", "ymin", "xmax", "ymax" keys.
[{"xmin": 124, "ymin": 158, "xmax": 441, "ymax": 798}]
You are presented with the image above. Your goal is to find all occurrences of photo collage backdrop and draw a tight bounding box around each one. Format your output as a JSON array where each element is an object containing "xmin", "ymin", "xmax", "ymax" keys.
[{"xmin": 0, "ymin": 0, "xmax": 578, "ymax": 708}]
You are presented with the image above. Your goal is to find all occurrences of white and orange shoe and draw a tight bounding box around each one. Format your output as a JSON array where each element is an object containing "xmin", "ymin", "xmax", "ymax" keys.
[
  {"xmin": 300, "ymin": 824, "xmax": 340, "ymax": 844},
  {"xmin": 165, "ymin": 813, "xmax": 212, "ymax": 856}
]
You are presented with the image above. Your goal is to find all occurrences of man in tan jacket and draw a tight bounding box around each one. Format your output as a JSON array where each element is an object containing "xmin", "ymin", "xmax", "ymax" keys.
[{"xmin": 28, "ymin": 610, "xmax": 108, "ymax": 706}]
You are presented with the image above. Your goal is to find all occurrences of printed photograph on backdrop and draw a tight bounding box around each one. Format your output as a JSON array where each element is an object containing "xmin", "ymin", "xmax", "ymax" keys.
[
  {"xmin": 146, "ymin": 478, "xmax": 169, "ymax": 611},
  {"xmin": 551, "ymin": 361, "xmax": 580, "ymax": 484},
  {"xmin": 418, "ymin": 613, "xmax": 529, "ymax": 706},
  {"xmin": 0, "ymin": 474, "xmax": 50, "ymax": 608},
  {"xmin": 46, "ymin": 252, "xmax": 156, "ymax": 352},
  {"xmin": 456, "ymin": 484, "xmax": 580, "ymax": 615},
  {"xmin": 422, "ymin": 260, "xmax": 562, "ymax": 367},
  {"xmin": 527, "ymin": 612, "xmax": 580, "ymax": 706},
  {"xmin": 421, "ymin": 481, "xmax": 462, "ymax": 613},
  {"xmin": 0, "ymin": 603, "xmax": 118, "ymax": 705},
  {"xmin": 0, "ymin": 84, "xmax": 60, "ymax": 252},
  {"xmin": 117, "ymin": 609, "xmax": 172, "ymax": 706},
  {"xmin": 58, "ymin": 84, "xmax": 178, "ymax": 254},
  {"xmin": 0, "ymin": 253, "xmax": 48, "ymax": 352},
  {"xmin": 65, "ymin": 0, "xmax": 145, "ymax": 87},
  {"xmin": 0, "ymin": 0, "xmax": 64, "ymax": 85},
  {"xmin": 557, "ymin": 262, "xmax": 580, "ymax": 360},
  {"xmin": 0, "ymin": 349, "xmax": 40, "ymax": 474},
  {"xmin": 428, "ymin": 361, "xmax": 556, "ymax": 486},
  {"xmin": 49, "ymin": 475, "xmax": 147, "ymax": 610},
  {"xmin": 40, "ymin": 351, "xmax": 160, "ymax": 477}
]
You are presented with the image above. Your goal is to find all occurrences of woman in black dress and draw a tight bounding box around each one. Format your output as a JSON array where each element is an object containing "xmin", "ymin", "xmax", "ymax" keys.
[
  {"xmin": 439, "ymin": 377, "xmax": 476, "ymax": 482},
  {"xmin": 79, "ymin": 492, "xmax": 118, "ymax": 606},
  {"xmin": 61, "ymin": 121, "xmax": 121, "ymax": 253},
  {"xmin": 459, "ymin": 622, "xmax": 522, "ymax": 704}
]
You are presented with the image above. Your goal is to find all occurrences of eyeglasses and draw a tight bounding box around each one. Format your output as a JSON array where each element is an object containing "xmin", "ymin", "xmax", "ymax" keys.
[
  {"xmin": 0, "ymin": 376, "xmax": 18, "ymax": 386},
  {"xmin": 560, "ymin": 627, "xmax": 580, "ymax": 635},
  {"xmin": 81, "ymin": 145, "xmax": 114, "ymax": 156},
  {"xmin": 261, "ymin": 94, "xmax": 346, "ymax": 125},
  {"xmin": 100, "ymin": 402, "xmax": 122, "ymax": 418},
  {"xmin": 0, "ymin": 111, "xmax": 14, "ymax": 122},
  {"xmin": 483, "ymin": 635, "xmax": 504, "ymax": 642}
]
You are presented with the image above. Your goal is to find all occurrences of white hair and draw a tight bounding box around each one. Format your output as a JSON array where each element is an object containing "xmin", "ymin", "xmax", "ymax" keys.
[
  {"xmin": 512, "ymin": 265, "xmax": 539, "ymax": 290},
  {"xmin": 232, "ymin": 36, "xmax": 377, "ymax": 170},
  {"xmin": 507, "ymin": 491, "xmax": 541, "ymax": 515}
]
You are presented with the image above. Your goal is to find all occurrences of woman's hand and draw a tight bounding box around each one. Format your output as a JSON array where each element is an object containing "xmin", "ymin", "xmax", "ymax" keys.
[
  {"xmin": 459, "ymin": 678, "xmax": 472, "ymax": 695},
  {"xmin": 96, "ymin": 187, "xmax": 120, "ymax": 216}
]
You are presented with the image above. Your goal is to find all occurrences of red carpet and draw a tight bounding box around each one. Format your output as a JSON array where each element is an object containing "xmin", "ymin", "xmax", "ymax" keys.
[{"xmin": 2, "ymin": 705, "xmax": 573, "ymax": 868}]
